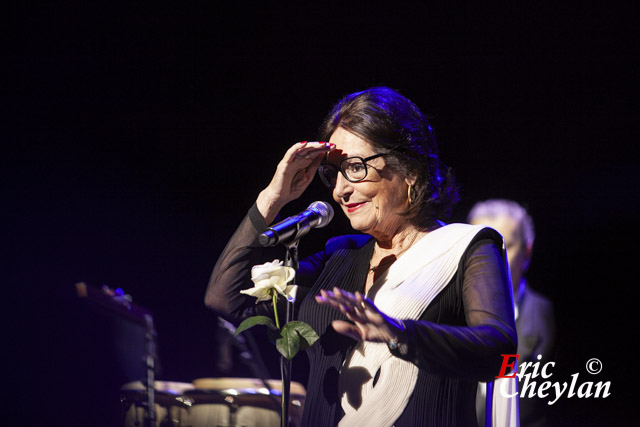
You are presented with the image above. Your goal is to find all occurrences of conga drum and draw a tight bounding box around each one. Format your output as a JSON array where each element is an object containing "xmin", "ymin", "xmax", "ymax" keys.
[
  {"xmin": 120, "ymin": 380, "xmax": 194, "ymax": 427},
  {"xmin": 184, "ymin": 378, "xmax": 306, "ymax": 427}
]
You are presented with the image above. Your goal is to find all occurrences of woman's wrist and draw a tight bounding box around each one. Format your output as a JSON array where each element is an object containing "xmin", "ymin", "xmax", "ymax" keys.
[
  {"xmin": 256, "ymin": 189, "xmax": 285, "ymax": 225},
  {"xmin": 387, "ymin": 318, "xmax": 408, "ymax": 355}
]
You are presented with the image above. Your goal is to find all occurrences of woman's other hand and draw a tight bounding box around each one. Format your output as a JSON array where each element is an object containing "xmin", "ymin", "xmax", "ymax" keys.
[
  {"xmin": 257, "ymin": 141, "xmax": 335, "ymax": 224},
  {"xmin": 315, "ymin": 287, "xmax": 405, "ymax": 344}
]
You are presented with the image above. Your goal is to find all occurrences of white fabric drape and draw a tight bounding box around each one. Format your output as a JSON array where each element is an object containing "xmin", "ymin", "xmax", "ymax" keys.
[{"xmin": 338, "ymin": 224, "xmax": 493, "ymax": 426}]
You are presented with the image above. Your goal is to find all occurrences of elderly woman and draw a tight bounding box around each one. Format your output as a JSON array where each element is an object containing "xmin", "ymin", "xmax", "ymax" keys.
[{"xmin": 205, "ymin": 87, "xmax": 517, "ymax": 426}]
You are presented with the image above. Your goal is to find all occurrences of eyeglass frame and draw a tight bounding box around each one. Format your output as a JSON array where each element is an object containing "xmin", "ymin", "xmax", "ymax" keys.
[{"xmin": 317, "ymin": 152, "xmax": 389, "ymax": 188}]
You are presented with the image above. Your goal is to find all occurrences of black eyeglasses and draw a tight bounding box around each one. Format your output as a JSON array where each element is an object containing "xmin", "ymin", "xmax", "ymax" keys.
[{"xmin": 317, "ymin": 153, "xmax": 388, "ymax": 188}]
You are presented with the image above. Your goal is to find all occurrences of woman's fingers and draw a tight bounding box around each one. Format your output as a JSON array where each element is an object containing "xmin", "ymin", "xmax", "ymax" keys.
[
  {"xmin": 318, "ymin": 287, "xmax": 399, "ymax": 343},
  {"xmin": 284, "ymin": 141, "xmax": 334, "ymax": 196},
  {"xmin": 295, "ymin": 141, "xmax": 335, "ymax": 157},
  {"xmin": 331, "ymin": 320, "xmax": 363, "ymax": 341},
  {"xmin": 256, "ymin": 141, "xmax": 335, "ymax": 224},
  {"xmin": 315, "ymin": 289, "xmax": 359, "ymax": 315},
  {"xmin": 334, "ymin": 288, "xmax": 374, "ymax": 315},
  {"xmin": 316, "ymin": 288, "xmax": 381, "ymax": 324},
  {"xmin": 315, "ymin": 290, "xmax": 343, "ymax": 309},
  {"xmin": 285, "ymin": 141, "xmax": 334, "ymax": 164},
  {"xmin": 319, "ymin": 288, "xmax": 366, "ymax": 309},
  {"xmin": 274, "ymin": 141, "xmax": 334, "ymax": 186}
]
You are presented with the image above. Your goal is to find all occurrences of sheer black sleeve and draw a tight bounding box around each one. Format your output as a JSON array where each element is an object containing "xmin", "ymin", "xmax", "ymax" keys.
[
  {"xmin": 204, "ymin": 203, "xmax": 328, "ymax": 324},
  {"xmin": 390, "ymin": 238, "xmax": 518, "ymax": 382}
]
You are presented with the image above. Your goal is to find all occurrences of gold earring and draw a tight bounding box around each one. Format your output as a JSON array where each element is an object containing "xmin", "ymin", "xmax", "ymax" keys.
[{"xmin": 407, "ymin": 184, "xmax": 416, "ymax": 205}]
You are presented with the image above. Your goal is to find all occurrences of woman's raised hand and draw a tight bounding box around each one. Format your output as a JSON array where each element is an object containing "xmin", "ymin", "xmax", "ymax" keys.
[
  {"xmin": 257, "ymin": 141, "xmax": 335, "ymax": 224},
  {"xmin": 315, "ymin": 287, "xmax": 405, "ymax": 344}
]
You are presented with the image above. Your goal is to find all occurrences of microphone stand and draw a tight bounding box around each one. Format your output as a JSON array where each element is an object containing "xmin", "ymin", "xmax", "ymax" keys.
[
  {"xmin": 281, "ymin": 239, "xmax": 299, "ymax": 427},
  {"xmin": 261, "ymin": 205, "xmax": 328, "ymax": 426}
]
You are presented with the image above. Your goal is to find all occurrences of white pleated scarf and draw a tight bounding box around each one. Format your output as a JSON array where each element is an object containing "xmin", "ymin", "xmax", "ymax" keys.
[{"xmin": 337, "ymin": 224, "xmax": 517, "ymax": 427}]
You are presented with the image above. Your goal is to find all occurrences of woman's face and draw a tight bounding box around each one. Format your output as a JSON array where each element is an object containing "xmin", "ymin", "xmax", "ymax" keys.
[{"xmin": 327, "ymin": 127, "xmax": 412, "ymax": 242}]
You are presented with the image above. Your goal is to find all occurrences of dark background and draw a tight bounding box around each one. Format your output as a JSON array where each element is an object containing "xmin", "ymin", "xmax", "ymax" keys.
[{"xmin": 9, "ymin": 2, "xmax": 637, "ymax": 426}]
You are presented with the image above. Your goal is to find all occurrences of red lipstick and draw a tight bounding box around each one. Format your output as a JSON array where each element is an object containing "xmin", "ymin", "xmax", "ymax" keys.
[{"xmin": 345, "ymin": 202, "xmax": 367, "ymax": 213}]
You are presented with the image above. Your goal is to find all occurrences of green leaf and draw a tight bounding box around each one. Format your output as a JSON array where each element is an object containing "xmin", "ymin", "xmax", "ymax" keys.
[
  {"xmin": 235, "ymin": 315, "xmax": 277, "ymax": 336},
  {"xmin": 285, "ymin": 321, "xmax": 319, "ymax": 351},
  {"xmin": 276, "ymin": 326, "xmax": 301, "ymax": 360},
  {"xmin": 275, "ymin": 321, "xmax": 319, "ymax": 359}
]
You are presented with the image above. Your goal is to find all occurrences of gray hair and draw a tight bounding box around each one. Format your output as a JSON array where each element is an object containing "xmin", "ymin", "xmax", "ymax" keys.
[{"xmin": 467, "ymin": 199, "xmax": 535, "ymax": 247}]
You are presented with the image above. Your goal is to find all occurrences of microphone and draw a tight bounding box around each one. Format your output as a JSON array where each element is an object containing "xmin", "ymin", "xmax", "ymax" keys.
[{"xmin": 259, "ymin": 201, "xmax": 334, "ymax": 247}]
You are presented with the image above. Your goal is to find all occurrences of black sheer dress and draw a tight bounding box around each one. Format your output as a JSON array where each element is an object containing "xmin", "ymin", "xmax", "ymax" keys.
[{"xmin": 205, "ymin": 204, "xmax": 517, "ymax": 427}]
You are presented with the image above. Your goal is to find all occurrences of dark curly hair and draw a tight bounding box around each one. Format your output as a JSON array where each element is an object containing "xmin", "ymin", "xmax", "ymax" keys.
[{"xmin": 319, "ymin": 87, "xmax": 459, "ymax": 228}]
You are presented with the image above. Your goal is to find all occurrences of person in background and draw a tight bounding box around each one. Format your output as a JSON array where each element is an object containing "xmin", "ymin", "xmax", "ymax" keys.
[{"xmin": 469, "ymin": 199, "xmax": 556, "ymax": 427}]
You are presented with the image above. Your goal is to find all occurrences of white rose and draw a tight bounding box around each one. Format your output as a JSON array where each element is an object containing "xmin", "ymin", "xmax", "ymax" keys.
[{"xmin": 241, "ymin": 260, "xmax": 297, "ymax": 303}]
